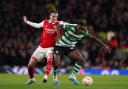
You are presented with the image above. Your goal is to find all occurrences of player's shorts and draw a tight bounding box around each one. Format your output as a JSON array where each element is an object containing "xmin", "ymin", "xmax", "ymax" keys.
[
  {"xmin": 54, "ymin": 46, "xmax": 74, "ymax": 56},
  {"xmin": 31, "ymin": 45, "xmax": 54, "ymax": 62}
]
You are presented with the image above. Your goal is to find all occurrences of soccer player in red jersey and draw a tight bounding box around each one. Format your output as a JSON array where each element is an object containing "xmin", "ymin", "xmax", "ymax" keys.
[{"xmin": 23, "ymin": 9, "xmax": 65, "ymax": 85}]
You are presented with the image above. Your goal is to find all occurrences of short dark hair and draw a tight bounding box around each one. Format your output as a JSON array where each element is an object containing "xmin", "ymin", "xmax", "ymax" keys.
[
  {"xmin": 48, "ymin": 8, "xmax": 58, "ymax": 15},
  {"xmin": 76, "ymin": 25, "xmax": 95, "ymax": 35},
  {"xmin": 77, "ymin": 25, "xmax": 87, "ymax": 31}
]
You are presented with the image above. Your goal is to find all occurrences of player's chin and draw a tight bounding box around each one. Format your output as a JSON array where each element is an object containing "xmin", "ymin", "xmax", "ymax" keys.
[{"xmin": 53, "ymin": 18, "xmax": 57, "ymax": 20}]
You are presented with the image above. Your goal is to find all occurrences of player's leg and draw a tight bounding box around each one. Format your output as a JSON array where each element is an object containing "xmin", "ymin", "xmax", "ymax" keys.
[
  {"xmin": 26, "ymin": 46, "xmax": 45, "ymax": 85},
  {"xmin": 53, "ymin": 46, "xmax": 64, "ymax": 85},
  {"xmin": 43, "ymin": 53, "xmax": 53, "ymax": 83},
  {"xmin": 68, "ymin": 50, "xmax": 84, "ymax": 85},
  {"xmin": 53, "ymin": 53, "xmax": 61, "ymax": 85},
  {"xmin": 26, "ymin": 57, "xmax": 37, "ymax": 85}
]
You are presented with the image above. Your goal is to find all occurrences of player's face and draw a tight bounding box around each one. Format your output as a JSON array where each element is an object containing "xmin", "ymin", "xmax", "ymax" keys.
[
  {"xmin": 76, "ymin": 25, "xmax": 87, "ymax": 33},
  {"xmin": 49, "ymin": 13, "xmax": 58, "ymax": 21}
]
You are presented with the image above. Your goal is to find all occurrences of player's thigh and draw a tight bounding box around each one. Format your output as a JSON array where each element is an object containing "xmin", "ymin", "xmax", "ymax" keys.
[
  {"xmin": 31, "ymin": 46, "xmax": 46, "ymax": 62},
  {"xmin": 46, "ymin": 47, "xmax": 54, "ymax": 60},
  {"xmin": 69, "ymin": 50, "xmax": 83, "ymax": 61},
  {"xmin": 53, "ymin": 46, "xmax": 64, "ymax": 66}
]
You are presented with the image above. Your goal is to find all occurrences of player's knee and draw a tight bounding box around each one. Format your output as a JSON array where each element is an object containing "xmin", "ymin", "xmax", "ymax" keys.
[
  {"xmin": 53, "ymin": 65, "xmax": 58, "ymax": 70},
  {"xmin": 79, "ymin": 58, "xmax": 84, "ymax": 64},
  {"xmin": 28, "ymin": 63, "xmax": 34, "ymax": 68},
  {"xmin": 27, "ymin": 64, "xmax": 31, "ymax": 68},
  {"xmin": 47, "ymin": 56, "xmax": 53, "ymax": 61},
  {"xmin": 47, "ymin": 53, "xmax": 54, "ymax": 60},
  {"xmin": 54, "ymin": 61, "xmax": 59, "ymax": 66}
]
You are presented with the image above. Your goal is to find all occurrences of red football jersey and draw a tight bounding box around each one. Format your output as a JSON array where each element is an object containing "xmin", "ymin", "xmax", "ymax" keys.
[{"xmin": 40, "ymin": 20, "xmax": 60, "ymax": 48}]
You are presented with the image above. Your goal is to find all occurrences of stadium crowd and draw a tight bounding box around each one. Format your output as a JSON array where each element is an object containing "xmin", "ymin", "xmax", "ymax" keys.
[{"xmin": 0, "ymin": 0, "xmax": 128, "ymax": 69}]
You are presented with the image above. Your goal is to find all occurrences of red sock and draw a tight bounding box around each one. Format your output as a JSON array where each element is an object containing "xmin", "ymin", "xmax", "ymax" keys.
[
  {"xmin": 45, "ymin": 59, "xmax": 53, "ymax": 75},
  {"xmin": 28, "ymin": 67, "xmax": 34, "ymax": 79}
]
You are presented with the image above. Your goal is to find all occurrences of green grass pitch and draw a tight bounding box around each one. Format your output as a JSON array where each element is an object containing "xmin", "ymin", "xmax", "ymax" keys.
[{"xmin": 0, "ymin": 74, "xmax": 128, "ymax": 89}]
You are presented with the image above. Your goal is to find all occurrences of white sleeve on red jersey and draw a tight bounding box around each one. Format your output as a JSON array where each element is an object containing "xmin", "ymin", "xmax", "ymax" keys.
[{"xmin": 26, "ymin": 20, "xmax": 44, "ymax": 28}]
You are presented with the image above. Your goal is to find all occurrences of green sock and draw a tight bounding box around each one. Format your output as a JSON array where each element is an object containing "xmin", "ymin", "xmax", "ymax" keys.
[
  {"xmin": 72, "ymin": 63, "xmax": 82, "ymax": 75},
  {"xmin": 53, "ymin": 66, "xmax": 58, "ymax": 80}
]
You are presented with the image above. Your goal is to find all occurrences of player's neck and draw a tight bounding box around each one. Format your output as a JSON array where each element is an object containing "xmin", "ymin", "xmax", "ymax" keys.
[{"xmin": 49, "ymin": 19, "xmax": 57, "ymax": 23}]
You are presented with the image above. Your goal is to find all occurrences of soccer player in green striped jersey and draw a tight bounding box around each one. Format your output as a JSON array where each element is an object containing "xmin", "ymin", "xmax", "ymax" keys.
[{"xmin": 53, "ymin": 24, "xmax": 111, "ymax": 85}]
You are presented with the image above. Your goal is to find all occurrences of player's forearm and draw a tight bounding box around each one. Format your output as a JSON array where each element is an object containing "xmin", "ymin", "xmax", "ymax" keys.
[
  {"xmin": 25, "ymin": 21, "xmax": 42, "ymax": 28},
  {"xmin": 92, "ymin": 37, "xmax": 106, "ymax": 47},
  {"xmin": 55, "ymin": 30, "xmax": 62, "ymax": 42}
]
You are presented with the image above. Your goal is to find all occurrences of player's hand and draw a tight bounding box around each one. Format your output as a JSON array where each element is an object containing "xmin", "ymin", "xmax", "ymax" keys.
[
  {"xmin": 53, "ymin": 25, "xmax": 58, "ymax": 30},
  {"xmin": 23, "ymin": 16, "xmax": 27, "ymax": 23},
  {"xmin": 54, "ymin": 25, "xmax": 62, "ymax": 30},
  {"xmin": 103, "ymin": 44, "xmax": 111, "ymax": 53}
]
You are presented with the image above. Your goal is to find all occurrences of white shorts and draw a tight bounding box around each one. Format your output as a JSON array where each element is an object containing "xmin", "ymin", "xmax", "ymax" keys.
[{"xmin": 31, "ymin": 45, "xmax": 54, "ymax": 62}]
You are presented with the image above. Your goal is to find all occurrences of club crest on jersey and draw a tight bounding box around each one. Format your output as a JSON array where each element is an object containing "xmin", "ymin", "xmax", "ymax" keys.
[{"xmin": 56, "ymin": 51, "xmax": 59, "ymax": 53}]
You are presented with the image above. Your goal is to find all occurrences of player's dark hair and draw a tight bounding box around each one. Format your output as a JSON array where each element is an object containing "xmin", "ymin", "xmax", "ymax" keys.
[
  {"xmin": 77, "ymin": 25, "xmax": 87, "ymax": 31},
  {"xmin": 77, "ymin": 25, "xmax": 95, "ymax": 36},
  {"xmin": 48, "ymin": 8, "xmax": 58, "ymax": 15}
]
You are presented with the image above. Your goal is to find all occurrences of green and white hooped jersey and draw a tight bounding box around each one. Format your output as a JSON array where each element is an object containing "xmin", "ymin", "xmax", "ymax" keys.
[{"xmin": 56, "ymin": 24, "xmax": 89, "ymax": 48}]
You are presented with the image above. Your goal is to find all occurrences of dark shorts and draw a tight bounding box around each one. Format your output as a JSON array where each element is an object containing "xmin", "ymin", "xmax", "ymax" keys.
[{"xmin": 54, "ymin": 46, "xmax": 74, "ymax": 56}]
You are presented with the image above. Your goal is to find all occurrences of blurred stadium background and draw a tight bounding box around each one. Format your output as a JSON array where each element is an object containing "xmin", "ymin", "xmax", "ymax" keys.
[{"xmin": 0, "ymin": 0, "xmax": 128, "ymax": 76}]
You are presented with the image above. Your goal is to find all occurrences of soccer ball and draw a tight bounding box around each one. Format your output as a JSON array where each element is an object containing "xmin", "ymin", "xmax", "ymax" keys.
[{"xmin": 82, "ymin": 76, "xmax": 93, "ymax": 86}]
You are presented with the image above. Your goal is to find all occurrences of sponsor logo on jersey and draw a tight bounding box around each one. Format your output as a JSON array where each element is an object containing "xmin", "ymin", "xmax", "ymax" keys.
[{"xmin": 45, "ymin": 28, "xmax": 56, "ymax": 34}]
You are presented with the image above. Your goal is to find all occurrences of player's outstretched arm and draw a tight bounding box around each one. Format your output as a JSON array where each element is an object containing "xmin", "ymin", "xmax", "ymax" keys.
[
  {"xmin": 89, "ymin": 35, "xmax": 111, "ymax": 53},
  {"xmin": 23, "ymin": 16, "xmax": 43, "ymax": 28}
]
